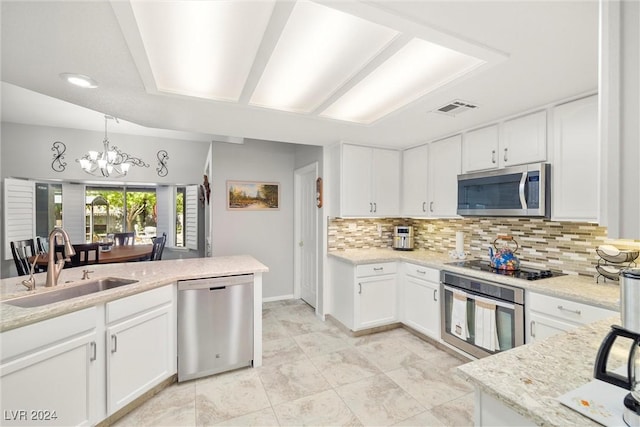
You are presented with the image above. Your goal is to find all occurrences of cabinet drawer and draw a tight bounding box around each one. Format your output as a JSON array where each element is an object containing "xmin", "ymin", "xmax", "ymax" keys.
[
  {"xmin": 404, "ymin": 263, "xmax": 440, "ymax": 282},
  {"xmin": 356, "ymin": 262, "xmax": 396, "ymax": 277},
  {"xmin": 1, "ymin": 307, "xmax": 96, "ymax": 362},
  {"xmin": 107, "ymin": 285, "xmax": 173, "ymax": 324},
  {"xmin": 528, "ymin": 292, "xmax": 618, "ymax": 325}
]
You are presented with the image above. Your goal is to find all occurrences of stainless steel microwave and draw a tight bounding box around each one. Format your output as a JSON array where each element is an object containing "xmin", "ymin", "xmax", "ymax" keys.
[{"xmin": 457, "ymin": 162, "xmax": 550, "ymax": 217}]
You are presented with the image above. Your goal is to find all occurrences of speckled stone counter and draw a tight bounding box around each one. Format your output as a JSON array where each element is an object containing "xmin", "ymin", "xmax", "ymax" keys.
[
  {"xmin": 0, "ymin": 255, "xmax": 268, "ymax": 332},
  {"xmin": 328, "ymin": 248, "xmax": 620, "ymax": 311},
  {"xmin": 457, "ymin": 316, "xmax": 624, "ymax": 426}
]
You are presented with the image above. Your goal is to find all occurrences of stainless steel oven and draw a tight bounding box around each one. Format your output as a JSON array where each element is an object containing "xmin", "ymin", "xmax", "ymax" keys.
[{"xmin": 441, "ymin": 271, "xmax": 524, "ymax": 359}]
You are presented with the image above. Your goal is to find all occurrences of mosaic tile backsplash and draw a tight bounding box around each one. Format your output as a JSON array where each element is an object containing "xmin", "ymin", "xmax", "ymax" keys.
[{"xmin": 328, "ymin": 217, "xmax": 640, "ymax": 278}]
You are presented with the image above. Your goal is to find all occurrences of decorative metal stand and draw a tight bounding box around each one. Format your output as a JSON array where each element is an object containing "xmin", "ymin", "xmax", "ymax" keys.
[{"xmin": 596, "ymin": 247, "xmax": 639, "ymax": 283}]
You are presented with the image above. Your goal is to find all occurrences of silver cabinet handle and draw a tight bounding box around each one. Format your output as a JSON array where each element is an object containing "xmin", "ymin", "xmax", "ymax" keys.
[
  {"xmin": 491, "ymin": 150, "xmax": 496, "ymax": 164},
  {"xmin": 416, "ymin": 269, "xmax": 426, "ymax": 274},
  {"xmin": 557, "ymin": 305, "xmax": 581, "ymax": 315},
  {"xmin": 90, "ymin": 341, "xmax": 97, "ymax": 362},
  {"xmin": 373, "ymin": 202, "xmax": 377, "ymax": 213},
  {"xmin": 358, "ymin": 283, "xmax": 362, "ymax": 294},
  {"xmin": 369, "ymin": 203, "xmax": 373, "ymax": 213},
  {"xmin": 433, "ymin": 289, "xmax": 437, "ymax": 302},
  {"xmin": 429, "ymin": 201, "xmax": 434, "ymax": 212},
  {"xmin": 111, "ymin": 334, "xmax": 118, "ymax": 353},
  {"xmin": 373, "ymin": 267, "xmax": 384, "ymax": 271},
  {"xmin": 530, "ymin": 320, "xmax": 536, "ymax": 338},
  {"xmin": 503, "ymin": 147, "xmax": 508, "ymax": 162},
  {"xmin": 422, "ymin": 202, "xmax": 426, "ymax": 212}
]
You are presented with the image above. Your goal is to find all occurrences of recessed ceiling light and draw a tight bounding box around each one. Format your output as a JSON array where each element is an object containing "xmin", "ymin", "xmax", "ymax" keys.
[{"xmin": 59, "ymin": 73, "xmax": 99, "ymax": 89}]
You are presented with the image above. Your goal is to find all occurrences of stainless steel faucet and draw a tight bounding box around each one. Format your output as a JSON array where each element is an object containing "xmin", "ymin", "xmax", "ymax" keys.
[{"xmin": 45, "ymin": 227, "xmax": 76, "ymax": 287}]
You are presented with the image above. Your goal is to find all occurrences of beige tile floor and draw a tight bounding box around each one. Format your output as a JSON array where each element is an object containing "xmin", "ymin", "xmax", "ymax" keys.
[{"xmin": 114, "ymin": 299, "xmax": 474, "ymax": 426}]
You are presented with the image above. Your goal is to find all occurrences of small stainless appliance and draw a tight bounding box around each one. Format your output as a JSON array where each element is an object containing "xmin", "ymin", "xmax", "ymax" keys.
[
  {"xmin": 393, "ymin": 226, "xmax": 414, "ymax": 251},
  {"xmin": 441, "ymin": 270, "xmax": 525, "ymax": 359},
  {"xmin": 457, "ymin": 162, "xmax": 550, "ymax": 217},
  {"xmin": 594, "ymin": 268, "xmax": 640, "ymax": 425},
  {"xmin": 177, "ymin": 274, "xmax": 254, "ymax": 382}
]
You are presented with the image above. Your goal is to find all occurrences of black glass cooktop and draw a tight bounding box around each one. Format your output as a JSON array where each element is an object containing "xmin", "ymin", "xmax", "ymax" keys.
[{"xmin": 446, "ymin": 259, "xmax": 565, "ymax": 281}]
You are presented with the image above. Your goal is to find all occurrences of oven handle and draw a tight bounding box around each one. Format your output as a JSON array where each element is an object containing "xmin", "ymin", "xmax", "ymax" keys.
[{"xmin": 442, "ymin": 284, "xmax": 518, "ymax": 311}]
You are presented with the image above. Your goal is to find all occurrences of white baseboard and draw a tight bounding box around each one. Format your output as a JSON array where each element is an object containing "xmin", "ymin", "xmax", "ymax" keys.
[{"xmin": 262, "ymin": 294, "xmax": 295, "ymax": 303}]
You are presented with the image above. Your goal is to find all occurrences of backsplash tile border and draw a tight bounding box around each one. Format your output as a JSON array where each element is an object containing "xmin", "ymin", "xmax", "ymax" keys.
[{"xmin": 328, "ymin": 217, "xmax": 640, "ymax": 279}]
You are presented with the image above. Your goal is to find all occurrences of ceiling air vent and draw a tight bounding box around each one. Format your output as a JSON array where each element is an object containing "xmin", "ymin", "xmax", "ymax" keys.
[{"xmin": 433, "ymin": 100, "xmax": 479, "ymax": 117}]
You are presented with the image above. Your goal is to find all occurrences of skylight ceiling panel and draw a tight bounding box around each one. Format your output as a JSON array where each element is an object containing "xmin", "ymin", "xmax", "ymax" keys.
[
  {"xmin": 130, "ymin": 1, "xmax": 275, "ymax": 102},
  {"xmin": 321, "ymin": 38, "xmax": 486, "ymax": 124},
  {"xmin": 249, "ymin": 0, "xmax": 399, "ymax": 114}
]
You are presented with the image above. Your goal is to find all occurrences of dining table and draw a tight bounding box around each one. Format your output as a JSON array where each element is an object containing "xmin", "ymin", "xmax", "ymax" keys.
[{"xmin": 31, "ymin": 244, "xmax": 154, "ymax": 266}]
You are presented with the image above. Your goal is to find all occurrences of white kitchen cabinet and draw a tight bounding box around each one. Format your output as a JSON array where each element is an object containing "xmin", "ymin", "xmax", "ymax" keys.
[
  {"xmin": 329, "ymin": 259, "xmax": 397, "ymax": 331},
  {"xmin": 401, "ymin": 144, "xmax": 429, "ymax": 216},
  {"xmin": 402, "ymin": 264, "xmax": 440, "ymax": 340},
  {"xmin": 333, "ymin": 143, "xmax": 400, "ymax": 217},
  {"xmin": 462, "ymin": 125, "xmax": 499, "ymax": 172},
  {"xmin": 427, "ymin": 135, "xmax": 462, "ymax": 217},
  {"xmin": 106, "ymin": 285, "xmax": 175, "ymax": 414},
  {"xmin": 501, "ymin": 110, "xmax": 547, "ymax": 167},
  {"xmin": 526, "ymin": 291, "xmax": 618, "ymax": 343},
  {"xmin": 0, "ymin": 307, "xmax": 99, "ymax": 426},
  {"xmin": 552, "ymin": 95, "xmax": 599, "ymax": 222}
]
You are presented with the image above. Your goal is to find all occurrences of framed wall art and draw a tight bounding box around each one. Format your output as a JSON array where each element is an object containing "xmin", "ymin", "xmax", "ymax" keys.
[{"xmin": 227, "ymin": 181, "xmax": 280, "ymax": 210}]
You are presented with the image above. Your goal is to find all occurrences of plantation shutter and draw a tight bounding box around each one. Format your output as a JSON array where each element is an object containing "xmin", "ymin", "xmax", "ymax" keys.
[
  {"xmin": 185, "ymin": 185, "xmax": 199, "ymax": 250},
  {"xmin": 4, "ymin": 178, "xmax": 35, "ymax": 260},
  {"xmin": 62, "ymin": 182, "xmax": 86, "ymax": 243}
]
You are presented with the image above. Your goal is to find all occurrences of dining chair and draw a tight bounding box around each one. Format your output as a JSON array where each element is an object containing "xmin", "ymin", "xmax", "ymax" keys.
[
  {"xmin": 35, "ymin": 236, "xmax": 49, "ymax": 254},
  {"xmin": 113, "ymin": 232, "xmax": 135, "ymax": 246},
  {"xmin": 149, "ymin": 233, "xmax": 166, "ymax": 261},
  {"xmin": 68, "ymin": 243, "xmax": 100, "ymax": 267},
  {"xmin": 10, "ymin": 239, "xmax": 38, "ymax": 276}
]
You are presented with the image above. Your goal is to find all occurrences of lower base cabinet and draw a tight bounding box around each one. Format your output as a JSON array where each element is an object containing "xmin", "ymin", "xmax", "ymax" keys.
[
  {"xmin": 0, "ymin": 285, "xmax": 176, "ymax": 426},
  {"xmin": 0, "ymin": 308, "xmax": 99, "ymax": 426},
  {"xmin": 106, "ymin": 285, "xmax": 175, "ymax": 414},
  {"xmin": 403, "ymin": 264, "xmax": 440, "ymax": 340}
]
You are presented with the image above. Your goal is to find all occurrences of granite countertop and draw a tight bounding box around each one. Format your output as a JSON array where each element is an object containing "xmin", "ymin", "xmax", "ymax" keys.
[
  {"xmin": 328, "ymin": 248, "xmax": 620, "ymax": 311},
  {"xmin": 0, "ymin": 255, "xmax": 268, "ymax": 332},
  {"xmin": 457, "ymin": 316, "xmax": 624, "ymax": 426}
]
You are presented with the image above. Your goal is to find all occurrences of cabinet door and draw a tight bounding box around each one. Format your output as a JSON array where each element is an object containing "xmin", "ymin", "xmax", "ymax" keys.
[
  {"xmin": 371, "ymin": 148, "xmax": 400, "ymax": 216},
  {"xmin": 404, "ymin": 277, "xmax": 440, "ymax": 339},
  {"xmin": 463, "ymin": 125, "xmax": 499, "ymax": 173},
  {"xmin": 501, "ymin": 110, "xmax": 547, "ymax": 167},
  {"xmin": 402, "ymin": 144, "xmax": 429, "ymax": 216},
  {"xmin": 107, "ymin": 304, "xmax": 173, "ymax": 414},
  {"xmin": 528, "ymin": 312, "xmax": 576, "ymax": 343},
  {"xmin": 0, "ymin": 333, "xmax": 97, "ymax": 426},
  {"xmin": 342, "ymin": 144, "xmax": 373, "ymax": 216},
  {"xmin": 355, "ymin": 275, "xmax": 397, "ymax": 330},
  {"xmin": 428, "ymin": 135, "xmax": 462, "ymax": 217},
  {"xmin": 552, "ymin": 95, "xmax": 598, "ymax": 221}
]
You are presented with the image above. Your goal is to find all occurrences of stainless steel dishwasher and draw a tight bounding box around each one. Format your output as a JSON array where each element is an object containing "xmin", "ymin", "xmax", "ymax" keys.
[{"xmin": 177, "ymin": 274, "xmax": 254, "ymax": 382}]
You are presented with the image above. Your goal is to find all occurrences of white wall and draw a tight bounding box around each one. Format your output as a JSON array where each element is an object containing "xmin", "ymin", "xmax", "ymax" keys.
[
  {"xmin": 211, "ymin": 139, "xmax": 296, "ymax": 299},
  {"xmin": 1, "ymin": 122, "xmax": 210, "ymax": 184}
]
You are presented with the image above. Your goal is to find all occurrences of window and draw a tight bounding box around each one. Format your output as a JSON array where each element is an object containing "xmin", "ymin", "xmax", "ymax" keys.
[
  {"xmin": 85, "ymin": 186, "xmax": 157, "ymax": 243},
  {"xmin": 175, "ymin": 187, "xmax": 185, "ymax": 247},
  {"xmin": 35, "ymin": 183, "xmax": 62, "ymax": 238}
]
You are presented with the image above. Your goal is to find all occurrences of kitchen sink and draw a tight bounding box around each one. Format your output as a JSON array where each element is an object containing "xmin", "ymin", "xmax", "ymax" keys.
[{"xmin": 3, "ymin": 277, "xmax": 139, "ymax": 308}]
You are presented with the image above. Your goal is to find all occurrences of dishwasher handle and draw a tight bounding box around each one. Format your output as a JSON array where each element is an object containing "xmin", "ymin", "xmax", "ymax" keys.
[{"xmin": 178, "ymin": 274, "xmax": 253, "ymax": 291}]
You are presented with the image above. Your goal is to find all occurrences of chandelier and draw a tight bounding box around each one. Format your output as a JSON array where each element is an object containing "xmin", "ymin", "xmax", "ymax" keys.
[{"xmin": 77, "ymin": 115, "xmax": 149, "ymax": 177}]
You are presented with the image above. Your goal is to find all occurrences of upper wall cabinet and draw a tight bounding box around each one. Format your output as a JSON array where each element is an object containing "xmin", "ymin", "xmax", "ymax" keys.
[
  {"xmin": 331, "ymin": 143, "xmax": 400, "ymax": 217},
  {"xmin": 401, "ymin": 135, "xmax": 461, "ymax": 218},
  {"xmin": 401, "ymin": 144, "xmax": 429, "ymax": 216},
  {"xmin": 501, "ymin": 110, "xmax": 547, "ymax": 167},
  {"xmin": 551, "ymin": 95, "xmax": 598, "ymax": 222},
  {"xmin": 462, "ymin": 111, "xmax": 547, "ymax": 173}
]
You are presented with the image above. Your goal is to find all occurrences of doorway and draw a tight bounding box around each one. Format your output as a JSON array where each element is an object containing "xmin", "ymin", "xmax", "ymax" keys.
[{"xmin": 294, "ymin": 163, "xmax": 319, "ymax": 308}]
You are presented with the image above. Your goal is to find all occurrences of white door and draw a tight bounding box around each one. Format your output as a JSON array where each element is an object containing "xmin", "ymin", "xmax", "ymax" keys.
[{"xmin": 295, "ymin": 163, "xmax": 318, "ymax": 308}]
